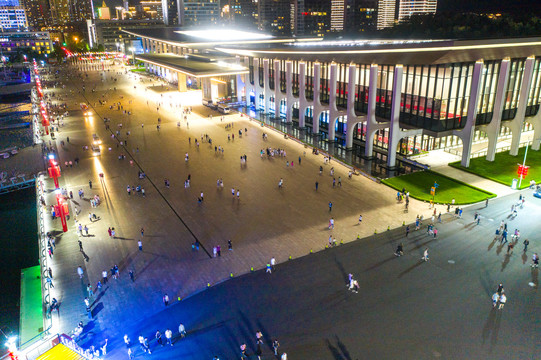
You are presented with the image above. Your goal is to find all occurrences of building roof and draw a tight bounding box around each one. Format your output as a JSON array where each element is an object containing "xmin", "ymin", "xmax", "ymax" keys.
[
  {"xmin": 215, "ymin": 37, "xmax": 541, "ymax": 64},
  {"xmin": 135, "ymin": 54, "xmax": 248, "ymax": 77},
  {"xmin": 122, "ymin": 27, "xmax": 319, "ymax": 48},
  {"xmin": 124, "ymin": 27, "xmax": 541, "ymax": 64}
]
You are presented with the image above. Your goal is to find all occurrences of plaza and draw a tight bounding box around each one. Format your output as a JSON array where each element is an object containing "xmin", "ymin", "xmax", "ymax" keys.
[{"xmin": 23, "ymin": 50, "xmax": 540, "ymax": 359}]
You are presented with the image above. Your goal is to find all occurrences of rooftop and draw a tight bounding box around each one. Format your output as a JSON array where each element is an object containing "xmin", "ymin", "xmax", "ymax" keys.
[{"xmin": 135, "ymin": 53, "xmax": 248, "ymax": 77}]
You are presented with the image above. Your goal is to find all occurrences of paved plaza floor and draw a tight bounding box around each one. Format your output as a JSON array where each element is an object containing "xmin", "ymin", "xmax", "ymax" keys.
[{"xmin": 36, "ymin": 63, "xmax": 540, "ymax": 359}]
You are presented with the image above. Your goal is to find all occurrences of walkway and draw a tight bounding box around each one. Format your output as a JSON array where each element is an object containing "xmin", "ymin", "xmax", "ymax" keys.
[{"xmin": 36, "ymin": 63, "xmax": 468, "ymax": 354}]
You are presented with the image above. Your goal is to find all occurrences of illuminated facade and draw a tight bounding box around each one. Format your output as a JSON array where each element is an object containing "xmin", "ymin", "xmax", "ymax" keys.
[
  {"xmin": 0, "ymin": 30, "xmax": 52, "ymax": 54},
  {"xmin": 397, "ymin": 0, "xmax": 437, "ymax": 23},
  {"xmin": 376, "ymin": 0, "xmax": 394, "ymax": 29},
  {"xmin": 0, "ymin": 6, "xmax": 28, "ymax": 29},
  {"xmin": 124, "ymin": 29, "xmax": 541, "ymax": 169}
]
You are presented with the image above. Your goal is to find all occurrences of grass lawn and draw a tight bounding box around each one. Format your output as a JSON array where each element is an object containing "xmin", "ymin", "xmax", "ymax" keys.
[
  {"xmin": 449, "ymin": 146, "xmax": 541, "ymax": 190},
  {"xmin": 130, "ymin": 68, "xmax": 146, "ymax": 73},
  {"xmin": 381, "ymin": 170, "xmax": 496, "ymax": 205}
]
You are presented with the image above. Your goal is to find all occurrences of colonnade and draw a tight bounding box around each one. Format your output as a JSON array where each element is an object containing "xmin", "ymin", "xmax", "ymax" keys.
[{"xmin": 241, "ymin": 57, "xmax": 541, "ymax": 168}]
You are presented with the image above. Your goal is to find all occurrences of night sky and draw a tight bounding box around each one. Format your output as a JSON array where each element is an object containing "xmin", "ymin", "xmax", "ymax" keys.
[{"xmin": 438, "ymin": 0, "xmax": 541, "ymax": 15}]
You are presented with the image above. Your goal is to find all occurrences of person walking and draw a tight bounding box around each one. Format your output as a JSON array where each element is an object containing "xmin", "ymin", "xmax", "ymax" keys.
[
  {"xmin": 87, "ymin": 284, "xmax": 93, "ymax": 297},
  {"xmin": 273, "ymin": 339, "xmax": 280, "ymax": 356},
  {"xmin": 78, "ymin": 240, "xmax": 83, "ymax": 252},
  {"xmin": 329, "ymin": 217, "xmax": 335, "ymax": 230},
  {"xmin": 523, "ymin": 239, "xmax": 530, "ymax": 252},
  {"xmin": 124, "ymin": 334, "xmax": 131, "ymax": 347},
  {"xmin": 108, "ymin": 227, "xmax": 112, "ymax": 238},
  {"xmin": 138, "ymin": 239, "xmax": 143, "ymax": 251},
  {"xmin": 77, "ymin": 266, "xmax": 84, "ymax": 279},
  {"xmin": 129, "ymin": 270, "xmax": 135, "ymax": 282},
  {"xmin": 492, "ymin": 292, "xmax": 499, "ymax": 308},
  {"xmin": 140, "ymin": 227, "xmax": 144, "ymax": 237},
  {"xmin": 155, "ymin": 330, "xmax": 163, "ymax": 346},
  {"xmin": 102, "ymin": 270, "xmax": 108, "ymax": 284},
  {"xmin": 266, "ymin": 263, "xmax": 272, "ymax": 274},
  {"xmin": 358, "ymin": 215, "xmax": 363, "ymax": 224},
  {"xmin": 328, "ymin": 201, "xmax": 333, "ymax": 212},
  {"xmin": 422, "ymin": 248, "xmax": 429, "ymax": 261},
  {"xmin": 163, "ymin": 293, "xmax": 169, "ymax": 306},
  {"xmin": 406, "ymin": 225, "xmax": 410, "ymax": 237},
  {"xmin": 315, "ymin": 181, "xmax": 319, "ymax": 191},
  {"xmin": 165, "ymin": 329, "xmax": 173, "ymax": 346},
  {"xmin": 270, "ymin": 257, "xmax": 276, "ymax": 270},
  {"xmin": 228, "ymin": 239, "xmax": 233, "ymax": 251},
  {"xmin": 178, "ymin": 323, "xmax": 186, "ymax": 338},
  {"xmin": 532, "ymin": 253, "xmax": 539, "ymax": 268},
  {"xmin": 89, "ymin": 180, "xmax": 92, "ymax": 189},
  {"xmin": 498, "ymin": 294, "xmax": 507, "ymax": 309}
]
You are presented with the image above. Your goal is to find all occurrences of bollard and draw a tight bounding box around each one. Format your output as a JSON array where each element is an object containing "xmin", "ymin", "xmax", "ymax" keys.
[
  {"xmin": 374, "ymin": 229, "xmax": 377, "ymax": 234},
  {"xmin": 402, "ymin": 221, "xmax": 405, "ymax": 226},
  {"xmin": 325, "ymin": 245, "xmax": 328, "ymax": 249},
  {"xmin": 288, "ymin": 256, "xmax": 292, "ymax": 260},
  {"xmin": 340, "ymin": 240, "xmax": 343, "ymax": 244},
  {"xmin": 207, "ymin": 283, "xmax": 210, "ymax": 287},
  {"xmin": 250, "ymin": 267, "xmax": 254, "ymax": 272},
  {"xmin": 230, "ymin": 273, "xmax": 234, "ymax": 278},
  {"xmin": 357, "ymin": 234, "xmax": 360, "ymax": 239},
  {"xmin": 387, "ymin": 226, "xmax": 390, "ymax": 231},
  {"xmin": 310, "ymin": 249, "xmax": 313, "ymax": 253}
]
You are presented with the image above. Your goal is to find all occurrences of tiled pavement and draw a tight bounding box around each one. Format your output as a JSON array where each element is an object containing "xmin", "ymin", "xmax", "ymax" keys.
[{"xmin": 40, "ymin": 63, "xmax": 463, "ymax": 349}]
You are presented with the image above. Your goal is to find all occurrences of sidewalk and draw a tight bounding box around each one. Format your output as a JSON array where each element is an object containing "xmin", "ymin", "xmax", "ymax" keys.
[
  {"xmin": 419, "ymin": 149, "xmax": 516, "ymax": 197},
  {"xmin": 37, "ymin": 62, "xmax": 459, "ymax": 352}
]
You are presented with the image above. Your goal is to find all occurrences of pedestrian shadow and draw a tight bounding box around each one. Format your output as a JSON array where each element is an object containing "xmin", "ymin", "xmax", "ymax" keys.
[
  {"xmin": 398, "ymin": 261, "xmax": 424, "ymax": 278},
  {"xmin": 487, "ymin": 239, "xmax": 497, "ymax": 252},
  {"xmin": 495, "ymin": 244, "xmax": 504, "ymax": 256},
  {"xmin": 500, "ymin": 254, "xmax": 511, "ymax": 272},
  {"xmin": 333, "ymin": 256, "xmax": 348, "ymax": 282},
  {"xmin": 237, "ymin": 310, "xmax": 256, "ymax": 352},
  {"xmin": 364, "ymin": 256, "xmax": 396, "ymax": 272},
  {"xmin": 92, "ymin": 302, "xmax": 104, "ymax": 317},
  {"xmin": 326, "ymin": 336, "xmax": 353, "ymax": 360},
  {"xmin": 481, "ymin": 309, "xmax": 497, "ymax": 349},
  {"xmin": 92, "ymin": 287, "xmax": 108, "ymax": 304},
  {"xmin": 255, "ymin": 319, "xmax": 273, "ymax": 352},
  {"xmin": 114, "ymin": 236, "xmax": 134, "ymax": 240},
  {"xmin": 183, "ymin": 320, "xmax": 228, "ymax": 340},
  {"xmin": 522, "ymin": 252, "xmax": 529, "ymax": 264},
  {"xmin": 531, "ymin": 268, "xmax": 539, "ymax": 287}
]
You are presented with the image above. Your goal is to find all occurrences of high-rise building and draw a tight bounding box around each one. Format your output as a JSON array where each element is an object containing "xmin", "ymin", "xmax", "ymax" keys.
[
  {"xmin": 226, "ymin": 0, "xmax": 258, "ymax": 28},
  {"xmin": 161, "ymin": 0, "xmax": 180, "ymax": 24},
  {"xmin": 0, "ymin": 6, "xmax": 28, "ymax": 29},
  {"xmin": 376, "ymin": 0, "xmax": 395, "ymax": 29},
  {"xmin": 330, "ymin": 0, "xmax": 344, "ymax": 31},
  {"xmin": 20, "ymin": 0, "xmax": 50, "ymax": 28},
  {"xmin": 258, "ymin": 0, "xmax": 302, "ymax": 36},
  {"xmin": 68, "ymin": 0, "xmax": 93, "ymax": 22},
  {"xmin": 0, "ymin": 0, "xmax": 19, "ymax": 6},
  {"xmin": 397, "ymin": 0, "xmax": 436, "ymax": 23},
  {"xmin": 180, "ymin": 0, "xmax": 219, "ymax": 25},
  {"xmin": 97, "ymin": 0, "xmax": 110, "ymax": 19}
]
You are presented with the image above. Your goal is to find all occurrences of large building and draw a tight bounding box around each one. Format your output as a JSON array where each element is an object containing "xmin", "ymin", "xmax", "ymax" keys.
[
  {"xmin": 87, "ymin": 18, "xmax": 163, "ymax": 49},
  {"xmin": 20, "ymin": 0, "xmax": 50, "ymax": 28},
  {"xmin": 397, "ymin": 0, "xmax": 436, "ymax": 23},
  {"xmin": 124, "ymin": 28, "xmax": 541, "ymax": 171},
  {"xmin": 180, "ymin": 0, "xmax": 219, "ymax": 26},
  {"xmin": 0, "ymin": 30, "xmax": 53, "ymax": 55},
  {"xmin": 0, "ymin": 6, "xmax": 28, "ymax": 29}
]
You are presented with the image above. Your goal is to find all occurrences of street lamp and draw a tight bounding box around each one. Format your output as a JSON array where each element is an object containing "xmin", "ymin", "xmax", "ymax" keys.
[{"xmin": 129, "ymin": 46, "xmax": 135, "ymax": 64}]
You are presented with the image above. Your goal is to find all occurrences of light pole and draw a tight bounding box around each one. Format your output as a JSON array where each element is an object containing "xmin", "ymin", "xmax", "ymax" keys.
[
  {"xmin": 129, "ymin": 46, "xmax": 135, "ymax": 65},
  {"xmin": 518, "ymin": 137, "xmax": 540, "ymax": 188}
]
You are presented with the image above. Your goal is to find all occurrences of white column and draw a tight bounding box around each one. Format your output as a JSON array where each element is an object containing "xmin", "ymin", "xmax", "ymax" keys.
[
  {"xmin": 298, "ymin": 62, "xmax": 307, "ymax": 128},
  {"xmin": 236, "ymin": 56, "xmax": 245, "ymax": 103},
  {"xmin": 456, "ymin": 60, "xmax": 484, "ymax": 168},
  {"xmin": 346, "ymin": 64, "xmax": 359, "ymax": 149},
  {"xmin": 274, "ymin": 60, "xmax": 281, "ymax": 117},
  {"xmin": 263, "ymin": 59, "xmax": 271, "ymax": 114},
  {"xmin": 365, "ymin": 64, "xmax": 383, "ymax": 158},
  {"xmin": 312, "ymin": 63, "xmax": 322, "ymax": 134},
  {"xmin": 485, "ymin": 59, "xmax": 510, "ymax": 161},
  {"xmin": 254, "ymin": 58, "xmax": 262, "ymax": 111},
  {"xmin": 328, "ymin": 63, "xmax": 338, "ymax": 141},
  {"xmin": 285, "ymin": 61, "xmax": 293, "ymax": 123},
  {"xmin": 509, "ymin": 56, "xmax": 535, "ymax": 156},
  {"xmin": 387, "ymin": 65, "xmax": 404, "ymax": 168}
]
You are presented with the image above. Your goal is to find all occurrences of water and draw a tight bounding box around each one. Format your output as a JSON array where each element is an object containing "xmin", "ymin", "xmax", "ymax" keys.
[{"xmin": 0, "ymin": 188, "xmax": 38, "ymax": 341}]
